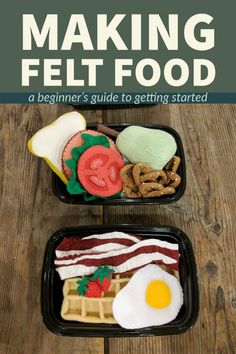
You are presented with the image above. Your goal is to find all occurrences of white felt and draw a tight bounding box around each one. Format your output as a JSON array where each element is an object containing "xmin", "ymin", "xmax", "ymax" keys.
[
  {"xmin": 112, "ymin": 264, "xmax": 183, "ymax": 329},
  {"xmin": 81, "ymin": 231, "xmax": 140, "ymax": 242},
  {"xmin": 31, "ymin": 111, "xmax": 86, "ymax": 172}
]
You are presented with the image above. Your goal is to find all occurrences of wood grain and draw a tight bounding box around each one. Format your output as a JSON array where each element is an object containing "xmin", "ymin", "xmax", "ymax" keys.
[
  {"xmin": 0, "ymin": 104, "xmax": 236, "ymax": 354},
  {"xmin": 103, "ymin": 104, "xmax": 236, "ymax": 354},
  {"xmin": 0, "ymin": 104, "xmax": 104, "ymax": 354}
]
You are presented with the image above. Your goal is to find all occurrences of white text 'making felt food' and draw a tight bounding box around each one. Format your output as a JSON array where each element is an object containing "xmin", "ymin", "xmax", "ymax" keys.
[{"xmin": 21, "ymin": 58, "xmax": 215, "ymax": 87}]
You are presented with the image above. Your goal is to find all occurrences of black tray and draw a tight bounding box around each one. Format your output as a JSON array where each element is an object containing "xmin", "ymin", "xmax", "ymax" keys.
[
  {"xmin": 41, "ymin": 225, "xmax": 199, "ymax": 337},
  {"xmin": 52, "ymin": 124, "xmax": 186, "ymax": 205}
]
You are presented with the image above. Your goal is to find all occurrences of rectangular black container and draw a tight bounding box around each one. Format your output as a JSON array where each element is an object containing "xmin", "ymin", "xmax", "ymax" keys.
[
  {"xmin": 41, "ymin": 224, "xmax": 199, "ymax": 337},
  {"xmin": 52, "ymin": 124, "xmax": 186, "ymax": 205}
]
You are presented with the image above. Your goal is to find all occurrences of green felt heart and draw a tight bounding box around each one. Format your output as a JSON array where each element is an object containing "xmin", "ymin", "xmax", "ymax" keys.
[{"xmin": 116, "ymin": 126, "xmax": 177, "ymax": 170}]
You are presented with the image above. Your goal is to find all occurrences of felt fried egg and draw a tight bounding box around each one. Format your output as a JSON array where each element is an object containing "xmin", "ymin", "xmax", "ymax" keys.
[{"xmin": 112, "ymin": 264, "xmax": 183, "ymax": 329}]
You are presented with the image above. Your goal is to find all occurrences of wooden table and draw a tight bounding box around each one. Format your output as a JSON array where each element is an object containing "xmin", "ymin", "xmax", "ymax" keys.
[{"xmin": 0, "ymin": 104, "xmax": 235, "ymax": 354}]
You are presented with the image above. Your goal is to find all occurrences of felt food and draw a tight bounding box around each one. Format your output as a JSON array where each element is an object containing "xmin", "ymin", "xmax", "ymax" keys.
[
  {"xmin": 76, "ymin": 277, "xmax": 102, "ymax": 298},
  {"xmin": 57, "ymin": 234, "xmax": 181, "ymax": 325},
  {"xmin": 120, "ymin": 162, "xmax": 181, "ymax": 199},
  {"xmin": 28, "ymin": 111, "xmax": 86, "ymax": 184},
  {"xmin": 55, "ymin": 231, "xmax": 141, "ymax": 258},
  {"xmin": 77, "ymin": 145, "xmax": 125, "ymax": 197},
  {"xmin": 55, "ymin": 234, "xmax": 180, "ymax": 280},
  {"xmin": 91, "ymin": 264, "xmax": 115, "ymax": 291},
  {"xmin": 76, "ymin": 265, "xmax": 115, "ymax": 297},
  {"xmin": 65, "ymin": 133, "xmax": 111, "ymax": 198},
  {"xmin": 116, "ymin": 126, "xmax": 177, "ymax": 170},
  {"xmin": 112, "ymin": 264, "xmax": 183, "ymax": 329},
  {"xmin": 61, "ymin": 273, "xmax": 131, "ymax": 324},
  {"xmin": 62, "ymin": 130, "xmax": 118, "ymax": 179}
]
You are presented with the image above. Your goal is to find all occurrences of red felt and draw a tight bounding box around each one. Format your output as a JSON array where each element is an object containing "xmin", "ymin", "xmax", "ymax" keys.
[
  {"xmin": 62, "ymin": 130, "xmax": 118, "ymax": 179},
  {"xmin": 96, "ymin": 276, "xmax": 113, "ymax": 292},
  {"xmin": 56, "ymin": 244, "xmax": 180, "ymax": 271},
  {"xmin": 77, "ymin": 145, "xmax": 124, "ymax": 197},
  {"xmin": 56, "ymin": 236, "xmax": 141, "ymax": 252},
  {"xmin": 84, "ymin": 281, "xmax": 102, "ymax": 298}
]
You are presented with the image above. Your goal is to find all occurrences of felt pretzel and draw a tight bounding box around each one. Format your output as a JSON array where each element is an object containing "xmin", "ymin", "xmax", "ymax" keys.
[
  {"xmin": 140, "ymin": 170, "xmax": 167, "ymax": 185},
  {"xmin": 120, "ymin": 164, "xmax": 136, "ymax": 188},
  {"xmin": 123, "ymin": 185, "xmax": 142, "ymax": 198},
  {"xmin": 120, "ymin": 161, "xmax": 181, "ymax": 199},
  {"xmin": 164, "ymin": 156, "xmax": 181, "ymax": 173},
  {"xmin": 120, "ymin": 164, "xmax": 141, "ymax": 198},
  {"xmin": 165, "ymin": 171, "xmax": 181, "ymax": 189},
  {"xmin": 139, "ymin": 183, "xmax": 175, "ymax": 198},
  {"xmin": 132, "ymin": 163, "xmax": 154, "ymax": 187}
]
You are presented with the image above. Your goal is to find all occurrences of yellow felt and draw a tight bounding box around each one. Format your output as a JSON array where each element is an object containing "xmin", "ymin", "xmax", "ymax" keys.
[
  {"xmin": 28, "ymin": 138, "xmax": 68, "ymax": 184},
  {"xmin": 145, "ymin": 280, "xmax": 171, "ymax": 309},
  {"xmin": 44, "ymin": 158, "xmax": 68, "ymax": 184}
]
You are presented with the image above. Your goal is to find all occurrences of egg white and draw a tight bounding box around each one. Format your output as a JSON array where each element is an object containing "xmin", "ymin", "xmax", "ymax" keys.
[{"xmin": 112, "ymin": 264, "xmax": 183, "ymax": 329}]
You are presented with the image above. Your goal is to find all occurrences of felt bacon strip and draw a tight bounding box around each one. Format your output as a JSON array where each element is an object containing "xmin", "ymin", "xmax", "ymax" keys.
[
  {"xmin": 55, "ymin": 235, "xmax": 180, "ymax": 280},
  {"xmin": 56, "ymin": 231, "xmax": 141, "ymax": 257}
]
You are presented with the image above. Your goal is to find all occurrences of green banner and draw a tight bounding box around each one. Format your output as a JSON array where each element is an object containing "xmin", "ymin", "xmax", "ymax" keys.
[{"xmin": 0, "ymin": 0, "xmax": 235, "ymax": 100}]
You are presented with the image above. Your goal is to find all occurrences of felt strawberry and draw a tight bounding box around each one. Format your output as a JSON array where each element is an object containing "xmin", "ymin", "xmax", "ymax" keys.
[
  {"xmin": 76, "ymin": 276, "xmax": 102, "ymax": 298},
  {"xmin": 91, "ymin": 265, "xmax": 115, "ymax": 291}
]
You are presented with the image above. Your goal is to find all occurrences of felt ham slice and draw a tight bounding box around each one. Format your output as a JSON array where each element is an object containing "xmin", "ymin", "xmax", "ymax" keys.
[
  {"xmin": 62, "ymin": 130, "xmax": 118, "ymax": 179},
  {"xmin": 77, "ymin": 145, "xmax": 125, "ymax": 197},
  {"xmin": 28, "ymin": 111, "xmax": 86, "ymax": 184}
]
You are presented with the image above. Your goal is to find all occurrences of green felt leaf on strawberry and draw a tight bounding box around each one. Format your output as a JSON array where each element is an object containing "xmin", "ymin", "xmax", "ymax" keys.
[
  {"xmin": 91, "ymin": 265, "xmax": 115, "ymax": 291},
  {"xmin": 76, "ymin": 277, "xmax": 102, "ymax": 298},
  {"xmin": 76, "ymin": 276, "xmax": 90, "ymax": 296}
]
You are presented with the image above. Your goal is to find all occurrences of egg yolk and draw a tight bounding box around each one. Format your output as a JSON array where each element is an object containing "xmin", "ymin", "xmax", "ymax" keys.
[{"xmin": 145, "ymin": 280, "xmax": 171, "ymax": 309}]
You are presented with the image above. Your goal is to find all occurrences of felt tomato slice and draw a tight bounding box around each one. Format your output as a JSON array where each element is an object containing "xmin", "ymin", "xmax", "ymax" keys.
[
  {"xmin": 62, "ymin": 130, "xmax": 118, "ymax": 179},
  {"xmin": 77, "ymin": 145, "xmax": 124, "ymax": 197}
]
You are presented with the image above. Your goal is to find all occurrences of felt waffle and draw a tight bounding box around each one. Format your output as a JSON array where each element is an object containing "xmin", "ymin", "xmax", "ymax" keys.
[{"xmin": 61, "ymin": 273, "xmax": 132, "ymax": 324}]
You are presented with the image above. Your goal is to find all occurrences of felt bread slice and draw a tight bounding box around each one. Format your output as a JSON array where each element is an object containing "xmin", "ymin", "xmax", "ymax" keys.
[{"xmin": 28, "ymin": 111, "xmax": 86, "ymax": 184}]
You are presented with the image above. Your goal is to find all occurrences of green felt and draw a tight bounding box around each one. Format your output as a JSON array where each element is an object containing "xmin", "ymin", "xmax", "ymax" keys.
[
  {"xmin": 76, "ymin": 276, "xmax": 90, "ymax": 296},
  {"xmin": 91, "ymin": 265, "xmax": 115, "ymax": 282},
  {"xmin": 66, "ymin": 133, "xmax": 121, "ymax": 201},
  {"xmin": 116, "ymin": 126, "xmax": 177, "ymax": 170}
]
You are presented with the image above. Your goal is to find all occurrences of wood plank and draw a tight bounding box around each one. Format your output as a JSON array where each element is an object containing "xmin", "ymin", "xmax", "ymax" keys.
[
  {"xmin": 0, "ymin": 104, "xmax": 104, "ymax": 354},
  {"xmin": 103, "ymin": 104, "xmax": 236, "ymax": 354}
]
